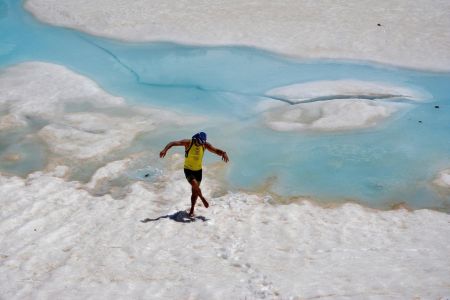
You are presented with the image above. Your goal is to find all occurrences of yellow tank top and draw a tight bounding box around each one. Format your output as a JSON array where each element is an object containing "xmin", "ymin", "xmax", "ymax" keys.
[{"xmin": 184, "ymin": 141, "xmax": 205, "ymax": 171}]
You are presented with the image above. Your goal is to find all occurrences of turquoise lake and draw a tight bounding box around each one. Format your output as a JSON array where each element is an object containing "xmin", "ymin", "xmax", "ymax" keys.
[{"xmin": 1, "ymin": 0, "xmax": 450, "ymax": 210}]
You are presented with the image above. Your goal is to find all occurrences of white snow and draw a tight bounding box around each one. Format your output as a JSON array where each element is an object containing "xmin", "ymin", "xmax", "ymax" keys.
[
  {"xmin": 0, "ymin": 62, "xmax": 125, "ymax": 121},
  {"xmin": 1, "ymin": 164, "xmax": 450, "ymax": 299},
  {"xmin": 25, "ymin": 0, "xmax": 450, "ymax": 71},
  {"xmin": 433, "ymin": 169, "xmax": 450, "ymax": 190},
  {"xmin": 49, "ymin": 165, "xmax": 70, "ymax": 178},
  {"xmin": 261, "ymin": 80, "xmax": 425, "ymax": 132},
  {"xmin": 0, "ymin": 113, "xmax": 27, "ymax": 130},
  {"xmin": 86, "ymin": 158, "xmax": 131, "ymax": 190},
  {"xmin": 37, "ymin": 112, "xmax": 152, "ymax": 160},
  {"xmin": 266, "ymin": 80, "xmax": 429, "ymax": 103},
  {"xmin": 264, "ymin": 99, "xmax": 403, "ymax": 132},
  {"xmin": 0, "ymin": 62, "xmax": 200, "ymax": 161}
]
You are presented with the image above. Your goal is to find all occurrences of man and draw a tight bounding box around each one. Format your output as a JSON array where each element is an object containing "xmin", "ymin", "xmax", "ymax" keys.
[{"xmin": 159, "ymin": 132, "xmax": 229, "ymax": 217}]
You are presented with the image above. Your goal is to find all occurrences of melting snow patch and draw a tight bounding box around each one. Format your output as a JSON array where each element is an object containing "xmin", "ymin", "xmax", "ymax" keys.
[
  {"xmin": 262, "ymin": 80, "xmax": 426, "ymax": 132},
  {"xmin": 264, "ymin": 99, "xmax": 405, "ymax": 132},
  {"xmin": 433, "ymin": 169, "xmax": 450, "ymax": 189},
  {"xmin": 266, "ymin": 80, "xmax": 429, "ymax": 103},
  {"xmin": 0, "ymin": 62, "xmax": 200, "ymax": 163}
]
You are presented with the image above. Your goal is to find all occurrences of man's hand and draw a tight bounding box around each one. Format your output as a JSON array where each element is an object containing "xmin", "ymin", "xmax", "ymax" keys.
[
  {"xmin": 222, "ymin": 152, "xmax": 229, "ymax": 163},
  {"xmin": 159, "ymin": 140, "xmax": 188, "ymax": 159}
]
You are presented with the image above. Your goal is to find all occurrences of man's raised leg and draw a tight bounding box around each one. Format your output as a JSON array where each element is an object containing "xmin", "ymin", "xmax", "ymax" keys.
[{"xmin": 189, "ymin": 179, "xmax": 208, "ymax": 216}]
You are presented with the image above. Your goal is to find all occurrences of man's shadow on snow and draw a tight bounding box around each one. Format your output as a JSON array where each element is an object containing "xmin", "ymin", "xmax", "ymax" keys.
[{"xmin": 141, "ymin": 210, "xmax": 208, "ymax": 224}]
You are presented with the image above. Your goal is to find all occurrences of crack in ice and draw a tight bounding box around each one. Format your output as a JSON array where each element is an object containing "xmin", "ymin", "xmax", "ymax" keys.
[{"xmin": 78, "ymin": 37, "xmax": 418, "ymax": 108}]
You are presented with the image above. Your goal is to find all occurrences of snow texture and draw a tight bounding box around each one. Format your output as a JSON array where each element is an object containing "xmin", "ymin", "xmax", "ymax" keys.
[
  {"xmin": 0, "ymin": 164, "xmax": 449, "ymax": 299},
  {"xmin": 0, "ymin": 62, "xmax": 199, "ymax": 160},
  {"xmin": 25, "ymin": 0, "xmax": 450, "ymax": 71},
  {"xmin": 262, "ymin": 80, "xmax": 423, "ymax": 132}
]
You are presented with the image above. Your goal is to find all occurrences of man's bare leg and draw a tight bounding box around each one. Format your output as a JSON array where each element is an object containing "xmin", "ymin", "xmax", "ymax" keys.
[
  {"xmin": 189, "ymin": 189, "xmax": 198, "ymax": 217},
  {"xmin": 189, "ymin": 179, "xmax": 208, "ymax": 216}
]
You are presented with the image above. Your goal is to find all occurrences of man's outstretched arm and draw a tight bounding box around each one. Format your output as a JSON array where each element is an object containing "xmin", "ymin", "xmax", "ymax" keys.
[
  {"xmin": 160, "ymin": 139, "xmax": 189, "ymax": 158},
  {"xmin": 205, "ymin": 143, "xmax": 229, "ymax": 162}
]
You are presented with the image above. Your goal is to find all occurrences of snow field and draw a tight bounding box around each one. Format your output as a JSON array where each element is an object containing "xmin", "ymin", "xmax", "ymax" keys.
[
  {"xmin": 24, "ymin": 0, "xmax": 450, "ymax": 71},
  {"xmin": 1, "ymin": 162, "xmax": 450, "ymax": 299}
]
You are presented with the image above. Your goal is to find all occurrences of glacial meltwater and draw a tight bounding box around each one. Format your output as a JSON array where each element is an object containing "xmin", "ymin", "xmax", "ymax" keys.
[{"xmin": 1, "ymin": 0, "xmax": 449, "ymax": 210}]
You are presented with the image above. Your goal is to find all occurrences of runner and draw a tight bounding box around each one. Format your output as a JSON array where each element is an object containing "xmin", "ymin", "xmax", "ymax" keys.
[{"xmin": 160, "ymin": 132, "xmax": 229, "ymax": 217}]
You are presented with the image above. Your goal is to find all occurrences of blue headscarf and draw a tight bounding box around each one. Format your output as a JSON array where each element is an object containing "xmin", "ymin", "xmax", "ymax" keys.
[{"xmin": 192, "ymin": 132, "xmax": 207, "ymax": 144}]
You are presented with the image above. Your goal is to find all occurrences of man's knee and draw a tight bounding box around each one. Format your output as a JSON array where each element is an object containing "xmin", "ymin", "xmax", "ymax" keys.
[{"xmin": 192, "ymin": 186, "xmax": 201, "ymax": 195}]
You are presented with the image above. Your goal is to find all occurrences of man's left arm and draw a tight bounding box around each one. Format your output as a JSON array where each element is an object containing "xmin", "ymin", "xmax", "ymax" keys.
[{"xmin": 205, "ymin": 143, "xmax": 229, "ymax": 162}]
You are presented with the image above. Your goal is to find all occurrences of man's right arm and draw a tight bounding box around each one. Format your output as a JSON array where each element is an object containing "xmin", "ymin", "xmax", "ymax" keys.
[{"xmin": 159, "ymin": 139, "xmax": 189, "ymax": 158}]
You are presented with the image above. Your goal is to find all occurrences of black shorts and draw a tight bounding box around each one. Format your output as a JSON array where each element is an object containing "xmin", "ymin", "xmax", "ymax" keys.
[{"xmin": 184, "ymin": 168, "xmax": 202, "ymax": 183}]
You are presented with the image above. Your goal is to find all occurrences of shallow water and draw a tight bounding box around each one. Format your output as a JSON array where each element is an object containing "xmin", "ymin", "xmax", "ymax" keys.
[{"xmin": 1, "ymin": 0, "xmax": 449, "ymax": 209}]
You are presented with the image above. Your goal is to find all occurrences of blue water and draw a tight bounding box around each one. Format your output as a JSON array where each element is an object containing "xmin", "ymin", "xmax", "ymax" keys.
[{"xmin": 1, "ymin": 0, "xmax": 449, "ymax": 209}]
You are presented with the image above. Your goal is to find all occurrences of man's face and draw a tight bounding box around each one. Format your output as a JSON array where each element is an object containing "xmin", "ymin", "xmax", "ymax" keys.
[{"xmin": 194, "ymin": 139, "xmax": 204, "ymax": 146}]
